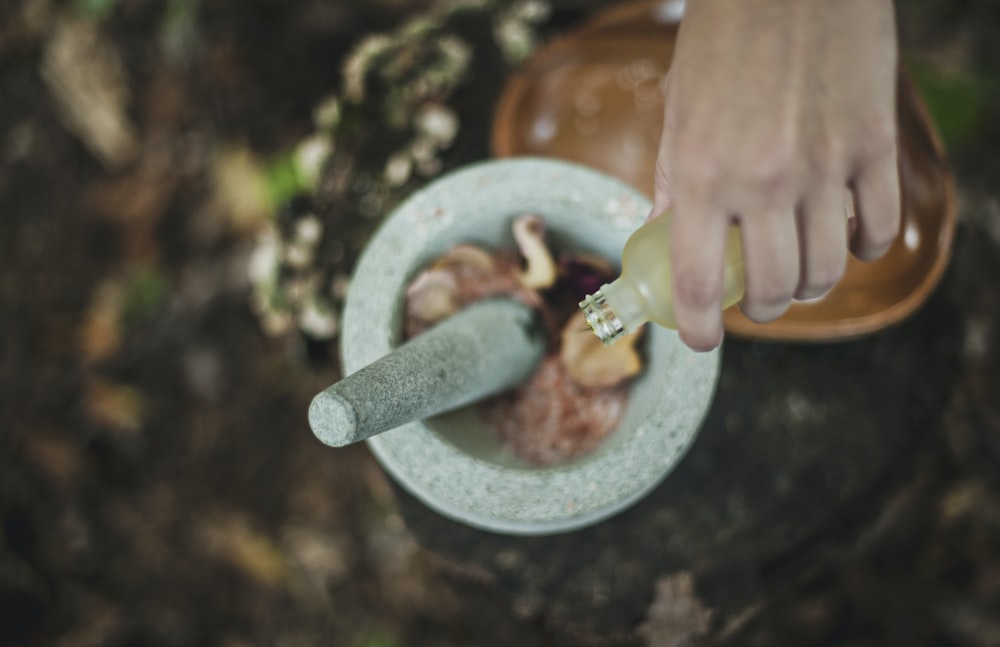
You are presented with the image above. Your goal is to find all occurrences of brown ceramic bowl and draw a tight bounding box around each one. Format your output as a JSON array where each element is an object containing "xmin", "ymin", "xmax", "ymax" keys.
[{"xmin": 492, "ymin": 0, "xmax": 956, "ymax": 342}]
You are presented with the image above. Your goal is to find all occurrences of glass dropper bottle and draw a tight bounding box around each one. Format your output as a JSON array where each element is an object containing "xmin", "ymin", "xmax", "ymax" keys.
[{"xmin": 579, "ymin": 212, "xmax": 746, "ymax": 346}]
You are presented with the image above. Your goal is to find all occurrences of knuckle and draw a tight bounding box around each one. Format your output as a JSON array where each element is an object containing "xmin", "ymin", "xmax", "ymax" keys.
[
  {"xmin": 805, "ymin": 143, "xmax": 844, "ymax": 177},
  {"xmin": 673, "ymin": 136, "xmax": 722, "ymax": 190},
  {"xmin": 674, "ymin": 270, "xmax": 721, "ymax": 310},
  {"xmin": 746, "ymin": 154, "xmax": 796, "ymax": 201}
]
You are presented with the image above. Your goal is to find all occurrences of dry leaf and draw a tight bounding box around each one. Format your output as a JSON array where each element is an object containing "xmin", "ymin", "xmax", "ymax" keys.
[
  {"xmin": 79, "ymin": 279, "xmax": 125, "ymax": 365},
  {"xmin": 639, "ymin": 571, "xmax": 715, "ymax": 647},
  {"xmin": 560, "ymin": 311, "xmax": 642, "ymax": 388},
  {"xmin": 212, "ymin": 145, "xmax": 272, "ymax": 233},
  {"xmin": 195, "ymin": 514, "xmax": 289, "ymax": 588},
  {"xmin": 23, "ymin": 432, "xmax": 82, "ymax": 488},
  {"xmin": 83, "ymin": 378, "xmax": 146, "ymax": 436},
  {"xmin": 42, "ymin": 16, "xmax": 136, "ymax": 168}
]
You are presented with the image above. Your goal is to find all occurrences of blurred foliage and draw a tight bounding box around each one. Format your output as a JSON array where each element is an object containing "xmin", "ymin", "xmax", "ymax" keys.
[
  {"xmin": 909, "ymin": 61, "xmax": 999, "ymax": 151},
  {"xmin": 159, "ymin": 0, "xmax": 200, "ymax": 65},
  {"xmin": 266, "ymin": 153, "xmax": 310, "ymax": 211},
  {"xmin": 121, "ymin": 265, "xmax": 169, "ymax": 325},
  {"xmin": 353, "ymin": 628, "xmax": 402, "ymax": 647},
  {"xmin": 74, "ymin": 0, "xmax": 119, "ymax": 21}
]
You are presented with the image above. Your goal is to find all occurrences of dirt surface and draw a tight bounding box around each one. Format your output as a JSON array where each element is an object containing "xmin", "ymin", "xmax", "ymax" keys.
[{"xmin": 2, "ymin": 1, "xmax": 999, "ymax": 646}]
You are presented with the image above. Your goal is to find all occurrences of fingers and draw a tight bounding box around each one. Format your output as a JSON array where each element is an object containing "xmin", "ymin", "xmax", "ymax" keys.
[
  {"xmin": 737, "ymin": 209, "xmax": 800, "ymax": 323},
  {"xmin": 649, "ymin": 72, "xmax": 674, "ymax": 220},
  {"xmin": 850, "ymin": 152, "xmax": 901, "ymax": 261},
  {"xmin": 794, "ymin": 185, "xmax": 849, "ymax": 300},
  {"xmin": 669, "ymin": 203, "xmax": 729, "ymax": 351}
]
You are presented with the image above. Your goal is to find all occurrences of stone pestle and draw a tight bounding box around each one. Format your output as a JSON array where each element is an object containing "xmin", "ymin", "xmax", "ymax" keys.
[{"xmin": 308, "ymin": 298, "xmax": 545, "ymax": 447}]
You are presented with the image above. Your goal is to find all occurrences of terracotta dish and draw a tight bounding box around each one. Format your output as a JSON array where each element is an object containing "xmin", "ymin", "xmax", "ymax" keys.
[{"xmin": 491, "ymin": 0, "xmax": 956, "ymax": 342}]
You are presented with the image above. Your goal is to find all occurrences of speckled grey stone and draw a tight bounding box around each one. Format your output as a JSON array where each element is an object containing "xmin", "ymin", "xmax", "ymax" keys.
[
  {"xmin": 309, "ymin": 299, "xmax": 544, "ymax": 447},
  {"xmin": 338, "ymin": 157, "xmax": 721, "ymax": 535}
]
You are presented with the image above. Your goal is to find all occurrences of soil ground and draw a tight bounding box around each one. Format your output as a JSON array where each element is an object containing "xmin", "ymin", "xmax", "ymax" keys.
[{"xmin": 2, "ymin": 1, "xmax": 999, "ymax": 646}]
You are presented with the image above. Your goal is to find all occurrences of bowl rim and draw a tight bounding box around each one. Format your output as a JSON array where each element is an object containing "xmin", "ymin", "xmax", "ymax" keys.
[{"xmin": 340, "ymin": 158, "xmax": 721, "ymax": 535}]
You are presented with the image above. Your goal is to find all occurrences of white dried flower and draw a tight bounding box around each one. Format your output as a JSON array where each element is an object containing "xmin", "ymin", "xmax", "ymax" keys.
[
  {"xmin": 312, "ymin": 95, "xmax": 342, "ymax": 131},
  {"xmin": 261, "ymin": 310, "xmax": 293, "ymax": 337},
  {"xmin": 285, "ymin": 274, "xmax": 320, "ymax": 303},
  {"xmin": 436, "ymin": 36, "xmax": 472, "ymax": 74},
  {"xmin": 284, "ymin": 240, "xmax": 314, "ymax": 269},
  {"xmin": 298, "ymin": 297, "xmax": 339, "ymax": 340},
  {"xmin": 415, "ymin": 104, "xmax": 459, "ymax": 147},
  {"xmin": 409, "ymin": 137, "xmax": 436, "ymax": 164},
  {"xmin": 494, "ymin": 0, "xmax": 550, "ymax": 64},
  {"xmin": 511, "ymin": 0, "xmax": 550, "ymax": 22},
  {"xmin": 294, "ymin": 215, "xmax": 323, "ymax": 246},
  {"xmin": 248, "ymin": 226, "xmax": 280, "ymax": 287},
  {"xmin": 384, "ymin": 152, "xmax": 413, "ymax": 186},
  {"xmin": 343, "ymin": 35, "xmax": 393, "ymax": 102},
  {"xmin": 295, "ymin": 135, "xmax": 332, "ymax": 189}
]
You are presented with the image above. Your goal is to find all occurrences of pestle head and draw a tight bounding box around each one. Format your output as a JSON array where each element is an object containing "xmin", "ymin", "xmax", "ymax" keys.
[
  {"xmin": 308, "ymin": 391, "xmax": 358, "ymax": 447},
  {"xmin": 308, "ymin": 299, "xmax": 545, "ymax": 448}
]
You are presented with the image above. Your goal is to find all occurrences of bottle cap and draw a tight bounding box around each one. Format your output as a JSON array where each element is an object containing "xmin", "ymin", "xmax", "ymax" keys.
[{"xmin": 579, "ymin": 289, "xmax": 626, "ymax": 346}]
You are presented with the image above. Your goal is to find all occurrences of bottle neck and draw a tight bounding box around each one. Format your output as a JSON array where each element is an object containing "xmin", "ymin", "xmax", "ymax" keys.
[
  {"xmin": 579, "ymin": 278, "xmax": 646, "ymax": 346},
  {"xmin": 579, "ymin": 289, "xmax": 625, "ymax": 345}
]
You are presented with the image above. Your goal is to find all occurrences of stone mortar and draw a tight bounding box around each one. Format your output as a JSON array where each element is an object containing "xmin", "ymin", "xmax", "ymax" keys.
[{"xmin": 340, "ymin": 157, "xmax": 721, "ymax": 535}]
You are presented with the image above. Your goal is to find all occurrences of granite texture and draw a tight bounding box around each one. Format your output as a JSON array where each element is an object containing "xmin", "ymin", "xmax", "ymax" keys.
[
  {"xmin": 339, "ymin": 158, "xmax": 722, "ymax": 535},
  {"xmin": 309, "ymin": 298, "xmax": 545, "ymax": 447}
]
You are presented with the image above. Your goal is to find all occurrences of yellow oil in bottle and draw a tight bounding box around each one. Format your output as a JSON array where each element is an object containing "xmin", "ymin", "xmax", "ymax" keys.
[{"xmin": 579, "ymin": 213, "xmax": 746, "ymax": 345}]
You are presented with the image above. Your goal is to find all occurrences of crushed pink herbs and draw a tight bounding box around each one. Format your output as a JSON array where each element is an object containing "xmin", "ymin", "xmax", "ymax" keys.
[{"xmin": 403, "ymin": 214, "xmax": 645, "ymax": 466}]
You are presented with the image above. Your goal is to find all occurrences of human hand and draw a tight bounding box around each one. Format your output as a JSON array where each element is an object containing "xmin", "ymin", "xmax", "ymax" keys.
[{"xmin": 652, "ymin": 0, "xmax": 901, "ymax": 351}]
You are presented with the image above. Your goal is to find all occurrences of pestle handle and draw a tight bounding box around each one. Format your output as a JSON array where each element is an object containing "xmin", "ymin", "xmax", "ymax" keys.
[{"xmin": 308, "ymin": 299, "xmax": 545, "ymax": 447}]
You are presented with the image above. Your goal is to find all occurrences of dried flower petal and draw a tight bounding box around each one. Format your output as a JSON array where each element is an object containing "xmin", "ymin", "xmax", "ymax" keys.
[
  {"xmin": 560, "ymin": 311, "xmax": 643, "ymax": 388},
  {"xmin": 401, "ymin": 217, "xmax": 633, "ymax": 465},
  {"xmin": 405, "ymin": 269, "xmax": 460, "ymax": 324},
  {"xmin": 429, "ymin": 244, "xmax": 495, "ymax": 273},
  {"xmin": 558, "ymin": 255, "xmax": 616, "ymax": 296},
  {"xmin": 512, "ymin": 214, "xmax": 557, "ymax": 289}
]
